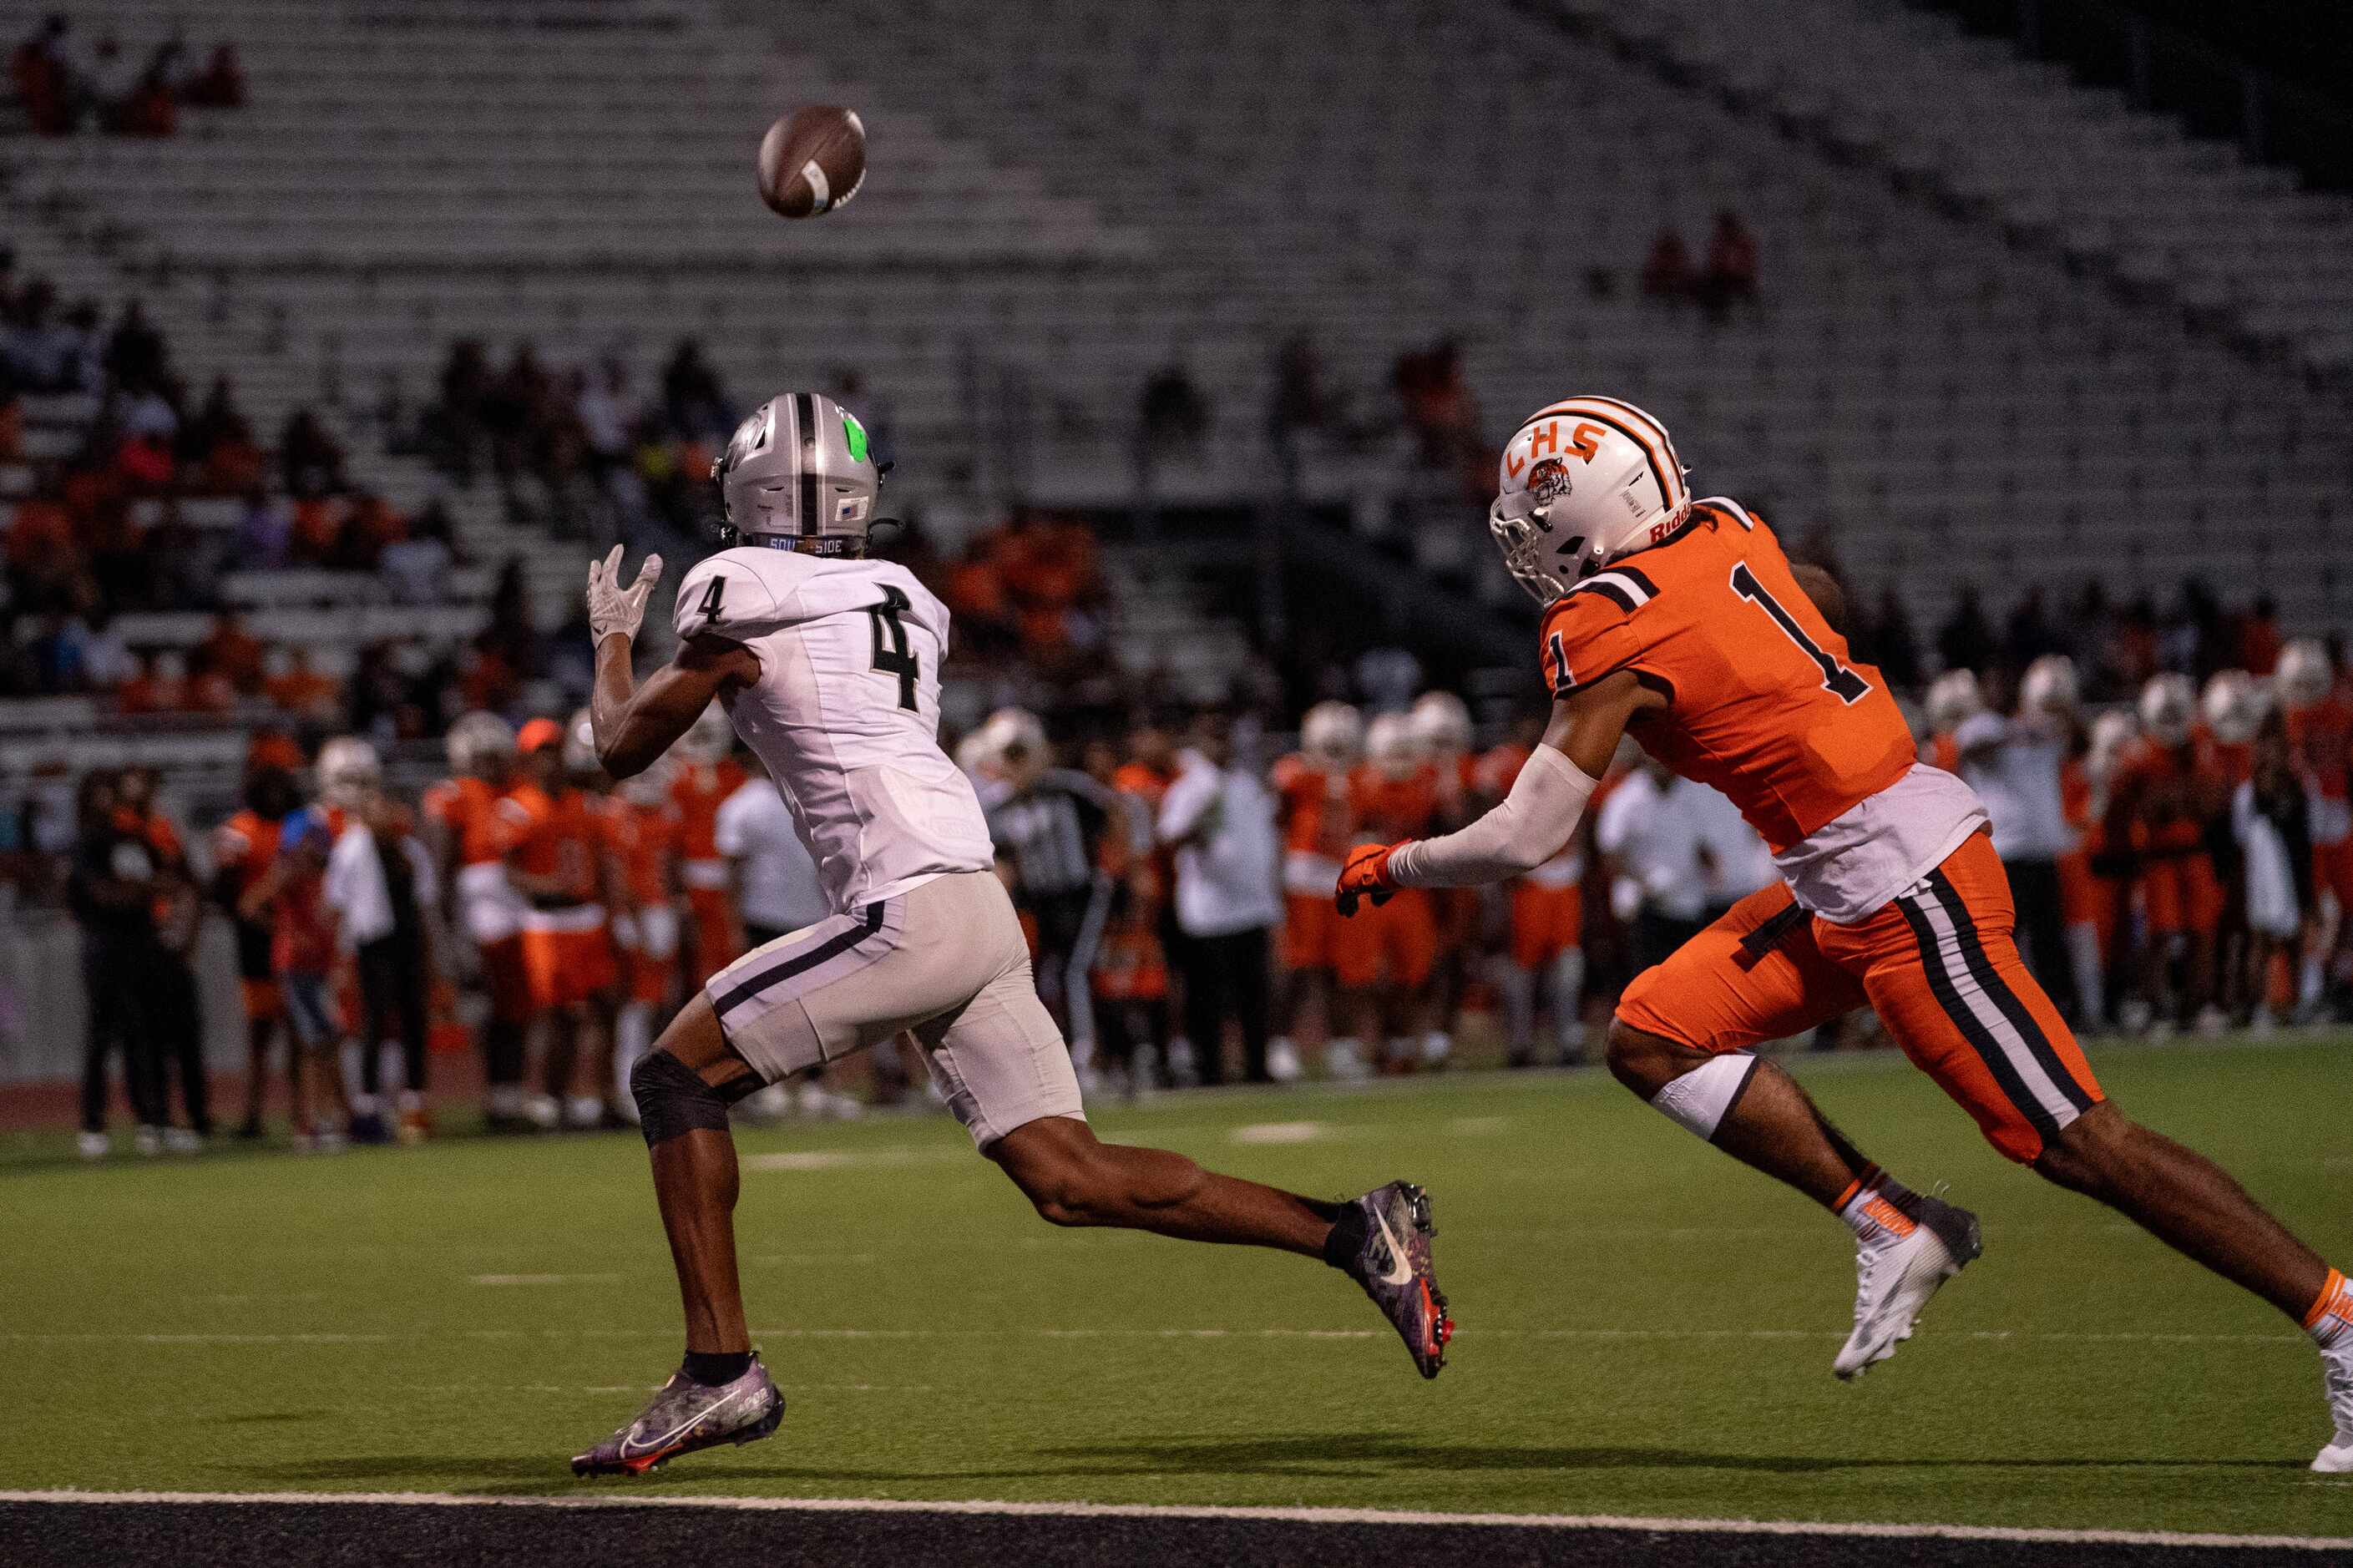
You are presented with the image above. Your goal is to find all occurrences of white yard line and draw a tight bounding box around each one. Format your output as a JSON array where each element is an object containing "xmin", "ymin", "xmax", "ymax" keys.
[
  {"xmin": 0, "ymin": 1324, "xmax": 2309, "ymax": 1346},
  {"xmin": 0, "ymin": 1489, "xmax": 2341, "ymax": 1550}
]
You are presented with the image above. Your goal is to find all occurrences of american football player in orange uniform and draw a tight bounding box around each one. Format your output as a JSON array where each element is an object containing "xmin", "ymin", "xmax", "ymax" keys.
[
  {"xmin": 1349, "ymin": 713, "xmax": 1445, "ymax": 1072},
  {"xmin": 212, "ymin": 763, "xmax": 304, "ymax": 1139},
  {"xmin": 1477, "ymin": 718, "xmax": 1588, "ymax": 1065},
  {"xmin": 423, "ymin": 711, "xmax": 543, "ymax": 1127},
  {"xmin": 1409, "ymin": 690, "xmax": 1479, "ymax": 1070},
  {"xmin": 671, "ymin": 702, "xmax": 749, "ymax": 989},
  {"xmin": 608, "ymin": 751, "xmax": 684, "ymax": 1118},
  {"xmin": 2278, "ymin": 640, "xmax": 2350, "ymax": 1015},
  {"xmin": 1334, "ymin": 396, "xmax": 2353, "ymax": 1468},
  {"xmin": 1269, "ymin": 701, "xmax": 1369, "ymax": 1080},
  {"xmin": 2110, "ymin": 675, "xmax": 2231, "ymax": 1034},
  {"xmin": 508, "ymin": 712, "xmax": 624, "ymax": 1129}
]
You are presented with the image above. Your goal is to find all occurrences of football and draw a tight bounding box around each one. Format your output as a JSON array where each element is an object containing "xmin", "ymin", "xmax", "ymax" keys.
[{"xmin": 757, "ymin": 105, "xmax": 866, "ymax": 218}]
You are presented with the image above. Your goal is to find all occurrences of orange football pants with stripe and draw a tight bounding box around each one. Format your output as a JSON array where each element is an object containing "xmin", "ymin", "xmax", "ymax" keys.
[{"xmin": 1617, "ymin": 830, "xmax": 2103, "ymax": 1164}]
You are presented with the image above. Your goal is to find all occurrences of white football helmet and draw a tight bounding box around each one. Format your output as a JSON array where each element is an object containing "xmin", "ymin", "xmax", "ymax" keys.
[
  {"xmin": 2201, "ymin": 670, "xmax": 2264, "ymax": 745},
  {"xmin": 2019, "ymin": 655, "xmax": 2079, "ymax": 719},
  {"xmin": 563, "ymin": 707, "xmax": 602, "ymax": 777},
  {"xmin": 983, "ymin": 706, "xmax": 1047, "ymax": 765},
  {"xmin": 1298, "ymin": 701, "xmax": 1364, "ymax": 769},
  {"xmin": 445, "ymin": 710, "xmax": 516, "ymax": 776},
  {"xmin": 714, "ymin": 391, "xmax": 881, "ymax": 554},
  {"xmin": 2138, "ymin": 673, "xmax": 2194, "ymax": 746},
  {"xmin": 954, "ymin": 725, "xmax": 1004, "ymax": 781},
  {"xmin": 2086, "ymin": 707, "xmax": 2138, "ymax": 791},
  {"xmin": 316, "ymin": 736, "xmax": 382, "ymax": 808},
  {"xmin": 1926, "ymin": 669, "xmax": 1984, "ymax": 734},
  {"xmin": 2277, "ymin": 638, "xmax": 2333, "ymax": 710},
  {"xmin": 1490, "ymin": 396, "xmax": 1692, "ymax": 604},
  {"xmin": 677, "ymin": 702, "xmax": 733, "ymax": 765},
  {"xmin": 1364, "ymin": 712, "xmax": 1427, "ymax": 779},
  {"xmin": 1409, "ymin": 691, "xmax": 1472, "ymax": 759}
]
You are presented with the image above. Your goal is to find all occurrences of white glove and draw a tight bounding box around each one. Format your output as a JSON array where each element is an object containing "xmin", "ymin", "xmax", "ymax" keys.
[{"xmin": 586, "ymin": 544, "xmax": 664, "ymax": 645}]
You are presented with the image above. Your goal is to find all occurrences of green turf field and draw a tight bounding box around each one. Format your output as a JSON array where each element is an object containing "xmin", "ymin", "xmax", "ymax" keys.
[{"xmin": 6, "ymin": 1036, "xmax": 2351, "ymax": 1537}]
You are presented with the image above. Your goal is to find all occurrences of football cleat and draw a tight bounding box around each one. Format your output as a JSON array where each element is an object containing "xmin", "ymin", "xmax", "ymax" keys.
[
  {"xmin": 1834, "ymin": 1186, "xmax": 1981, "ymax": 1379},
  {"xmin": 1334, "ymin": 1181, "xmax": 1453, "ymax": 1379},
  {"xmin": 571, "ymin": 1357, "xmax": 785, "ymax": 1477},
  {"xmin": 2315, "ymin": 1277, "xmax": 2353, "ymax": 1474}
]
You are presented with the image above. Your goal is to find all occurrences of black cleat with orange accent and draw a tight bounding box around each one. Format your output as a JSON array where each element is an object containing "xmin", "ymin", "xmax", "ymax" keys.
[
  {"xmin": 1330, "ymin": 1180, "xmax": 1453, "ymax": 1379},
  {"xmin": 571, "ymin": 1356, "xmax": 785, "ymax": 1477}
]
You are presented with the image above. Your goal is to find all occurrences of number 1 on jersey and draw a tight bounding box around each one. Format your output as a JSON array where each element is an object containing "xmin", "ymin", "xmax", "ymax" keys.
[
  {"xmin": 866, "ymin": 586, "xmax": 920, "ymax": 711},
  {"xmin": 1729, "ymin": 563, "xmax": 1869, "ymax": 704}
]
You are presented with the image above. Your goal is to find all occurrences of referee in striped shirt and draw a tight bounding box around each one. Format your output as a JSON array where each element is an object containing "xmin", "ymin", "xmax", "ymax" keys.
[{"xmin": 984, "ymin": 715, "xmax": 1136, "ymax": 1080}]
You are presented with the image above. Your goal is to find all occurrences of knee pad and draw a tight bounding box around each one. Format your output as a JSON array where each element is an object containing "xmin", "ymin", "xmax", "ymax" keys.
[
  {"xmin": 630, "ymin": 1050, "xmax": 757, "ymax": 1147},
  {"xmin": 1648, "ymin": 1050, "xmax": 1759, "ymax": 1142}
]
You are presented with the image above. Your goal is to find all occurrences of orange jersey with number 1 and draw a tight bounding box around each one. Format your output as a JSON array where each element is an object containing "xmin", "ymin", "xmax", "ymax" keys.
[{"xmin": 1538, "ymin": 499, "xmax": 1915, "ymax": 854}]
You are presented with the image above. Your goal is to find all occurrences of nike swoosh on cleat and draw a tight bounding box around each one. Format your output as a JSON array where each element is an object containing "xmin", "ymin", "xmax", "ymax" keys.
[
  {"xmin": 1368, "ymin": 1205, "xmax": 1415, "ymax": 1287},
  {"xmin": 618, "ymin": 1385, "xmax": 748, "ymax": 1459}
]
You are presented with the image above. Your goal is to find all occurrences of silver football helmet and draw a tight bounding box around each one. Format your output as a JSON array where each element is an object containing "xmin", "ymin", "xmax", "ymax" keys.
[{"xmin": 713, "ymin": 391, "xmax": 882, "ymax": 554}]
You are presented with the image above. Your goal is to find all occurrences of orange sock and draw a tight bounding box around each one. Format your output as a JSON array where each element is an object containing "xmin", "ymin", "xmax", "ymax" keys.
[{"xmin": 2306, "ymin": 1268, "xmax": 2350, "ymax": 1344}]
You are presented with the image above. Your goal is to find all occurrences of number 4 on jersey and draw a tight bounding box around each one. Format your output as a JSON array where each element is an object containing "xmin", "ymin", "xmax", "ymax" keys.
[
  {"xmin": 1730, "ymin": 563, "xmax": 1869, "ymax": 704},
  {"xmin": 866, "ymin": 585, "xmax": 919, "ymax": 711}
]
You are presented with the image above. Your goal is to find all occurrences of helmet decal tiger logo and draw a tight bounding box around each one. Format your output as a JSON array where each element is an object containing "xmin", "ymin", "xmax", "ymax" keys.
[{"xmin": 1528, "ymin": 457, "xmax": 1571, "ymax": 507}]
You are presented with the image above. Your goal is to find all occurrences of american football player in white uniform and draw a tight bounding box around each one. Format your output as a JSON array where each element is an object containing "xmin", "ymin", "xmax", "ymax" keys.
[{"xmin": 569, "ymin": 392, "xmax": 1452, "ymax": 1475}]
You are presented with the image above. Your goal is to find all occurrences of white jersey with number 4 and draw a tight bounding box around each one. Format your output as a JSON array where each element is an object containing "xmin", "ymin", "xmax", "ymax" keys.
[{"xmin": 674, "ymin": 546, "xmax": 994, "ymax": 913}]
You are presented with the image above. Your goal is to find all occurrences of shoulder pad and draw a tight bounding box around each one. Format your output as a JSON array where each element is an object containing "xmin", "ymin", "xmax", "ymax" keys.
[
  {"xmin": 675, "ymin": 555, "xmax": 781, "ymax": 643},
  {"xmin": 1540, "ymin": 573, "xmax": 1657, "ymax": 695}
]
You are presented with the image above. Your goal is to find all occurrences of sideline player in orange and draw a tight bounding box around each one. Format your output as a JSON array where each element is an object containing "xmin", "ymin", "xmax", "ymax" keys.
[
  {"xmin": 608, "ymin": 750, "xmax": 684, "ymax": 1117},
  {"xmin": 1477, "ymin": 716, "xmax": 1589, "ymax": 1065},
  {"xmin": 1350, "ymin": 713, "xmax": 1445, "ymax": 1073},
  {"xmin": 1269, "ymin": 701, "xmax": 1369, "ymax": 1080},
  {"xmin": 2278, "ymin": 640, "xmax": 2351, "ymax": 1015},
  {"xmin": 1334, "ymin": 396, "xmax": 2353, "ymax": 1469},
  {"xmin": 671, "ymin": 704, "xmax": 747, "ymax": 989},
  {"xmin": 212, "ymin": 764, "xmax": 304, "ymax": 1139},
  {"xmin": 507, "ymin": 713, "xmax": 625, "ymax": 1129},
  {"xmin": 423, "ymin": 711, "xmax": 543, "ymax": 1127}
]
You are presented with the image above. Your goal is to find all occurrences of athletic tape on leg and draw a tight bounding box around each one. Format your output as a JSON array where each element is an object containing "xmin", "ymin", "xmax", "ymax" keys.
[
  {"xmin": 631, "ymin": 1050, "xmax": 756, "ymax": 1147},
  {"xmin": 1648, "ymin": 1051, "xmax": 1759, "ymax": 1142}
]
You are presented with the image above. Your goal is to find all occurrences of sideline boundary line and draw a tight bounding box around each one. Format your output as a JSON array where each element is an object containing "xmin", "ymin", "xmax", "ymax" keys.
[{"xmin": 1, "ymin": 1489, "xmax": 2345, "ymax": 1550}]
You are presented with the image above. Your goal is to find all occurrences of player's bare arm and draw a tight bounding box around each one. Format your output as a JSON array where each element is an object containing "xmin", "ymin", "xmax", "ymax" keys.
[
  {"xmin": 583, "ymin": 546, "xmax": 761, "ymax": 779},
  {"xmin": 1336, "ymin": 669, "xmax": 1660, "ymax": 912}
]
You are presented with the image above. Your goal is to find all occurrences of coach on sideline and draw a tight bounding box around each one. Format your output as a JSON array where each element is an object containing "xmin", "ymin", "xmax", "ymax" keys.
[{"xmin": 1157, "ymin": 711, "xmax": 1282, "ymax": 1087}]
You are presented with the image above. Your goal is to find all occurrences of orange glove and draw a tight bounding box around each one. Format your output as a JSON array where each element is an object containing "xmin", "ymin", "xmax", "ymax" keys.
[{"xmin": 1335, "ymin": 841, "xmax": 1406, "ymax": 917}]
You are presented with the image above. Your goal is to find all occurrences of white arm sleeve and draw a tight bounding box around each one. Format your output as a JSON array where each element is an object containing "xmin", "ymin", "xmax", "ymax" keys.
[{"xmin": 1386, "ymin": 746, "xmax": 1598, "ymax": 888}]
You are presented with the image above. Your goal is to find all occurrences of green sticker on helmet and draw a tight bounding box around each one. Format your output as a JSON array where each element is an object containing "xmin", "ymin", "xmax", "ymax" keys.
[{"xmin": 842, "ymin": 411, "xmax": 868, "ymax": 464}]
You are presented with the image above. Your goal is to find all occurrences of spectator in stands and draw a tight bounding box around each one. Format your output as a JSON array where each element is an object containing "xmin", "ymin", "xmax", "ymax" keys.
[
  {"xmin": 1266, "ymin": 330, "xmax": 1338, "ymax": 479},
  {"xmin": 1699, "ymin": 210, "xmax": 1759, "ymax": 318},
  {"xmin": 262, "ymin": 645, "xmax": 342, "ymax": 724},
  {"xmin": 1137, "ymin": 356, "xmax": 1210, "ymax": 473},
  {"xmin": 2241, "ymin": 594, "xmax": 2284, "ymax": 675},
  {"xmin": 2, "ymin": 280, "xmax": 86, "ymax": 392},
  {"xmin": 200, "ymin": 610, "xmax": 266, "ymax": 696},
  {"xmin": 68, "ymin": 769, "xmax": 166, "ymax": 1156},
  {"xmin": 180, "ymin": 376, "xmax": 265, "ymax": 493},
  {"xmin": 116, "ymin": 42, "xmax": 180, "ymax": 138},
  {"xmin": 1936, "ymin": 583, "xmax": 1997, "ymax": 675},
  {"xmin": 1156, "ymin": 711, "xmax": 1281, "ymax": 1086},
  {"xmin": 5, "ymin": 471, "xmax": 79, "ymax": 611},
  {"xmin": 1858, "ymin": 586, "xmax": 1924, "ymax": 693},
  {"xmin": 428, "ymin": 338, "xmax": 493, "ymax": 481},
  {"xmin": 102, "ymin": 299, "xmax": 167, "ymax": 392},
  {"xmin": 576, "ymin": 357, "xmax": 636, "ymax": 472},
  {"xmin": 181, "ymin": 42, "xmax": 245, "ymax": 109},
  {"xmin": 380, "ymin": 498, "xmax": 456, "ymax": 603},
  {"xmin": 660, "ymin": 337, "xmax": 729, "ymax": 439},
  {"xmin": 12, "ymin": 13, "xmax": 75, "ymax": 134},
  {"xmin": 1641, "ymin": 226, "xmax": 1695, "ymax": 304},
  {"xmin": 280, "ymin": 406, "xmax": 349, "ymax": 495},
  {"xmin": 235, "ymin": 483, "xmax": 292, "ymax": 569}
]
